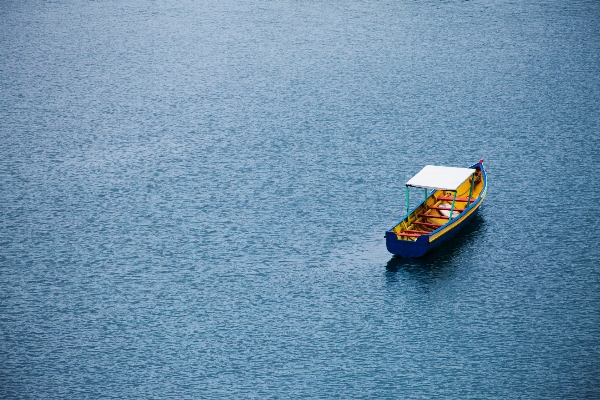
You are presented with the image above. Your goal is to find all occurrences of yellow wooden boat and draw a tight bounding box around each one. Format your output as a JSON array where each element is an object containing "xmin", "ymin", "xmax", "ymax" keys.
[{"xmin": 385, "ymin": 159, "xmax": 487, "ymax": 257}]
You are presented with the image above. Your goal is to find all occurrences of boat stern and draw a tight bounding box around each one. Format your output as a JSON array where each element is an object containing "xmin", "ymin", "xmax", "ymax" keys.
[{"xmin": 385, "ymin": 231, "xmax": 431, "ymax": 258}]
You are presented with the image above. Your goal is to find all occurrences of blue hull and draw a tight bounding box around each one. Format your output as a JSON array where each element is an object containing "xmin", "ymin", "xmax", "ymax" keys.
[{"xmin": 386, "ymin": 162, "xmax": 487, "ymax": 258}]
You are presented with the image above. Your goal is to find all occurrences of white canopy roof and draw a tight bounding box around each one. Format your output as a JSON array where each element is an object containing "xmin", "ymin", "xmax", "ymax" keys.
[{"xmin": 406, "ymin": 165, "xmax": 475, "ymax": 191}]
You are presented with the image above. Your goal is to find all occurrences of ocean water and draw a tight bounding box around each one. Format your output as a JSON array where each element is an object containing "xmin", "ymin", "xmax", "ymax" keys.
[{"xmin": 1, "ymin": 0, "xmax": 599, "ymax": 398}]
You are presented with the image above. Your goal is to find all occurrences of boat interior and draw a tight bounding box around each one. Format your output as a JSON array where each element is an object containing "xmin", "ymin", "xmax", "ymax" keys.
[{"xmin": 392, "ymin": 169, "xmax": 484, "ymax": 241}]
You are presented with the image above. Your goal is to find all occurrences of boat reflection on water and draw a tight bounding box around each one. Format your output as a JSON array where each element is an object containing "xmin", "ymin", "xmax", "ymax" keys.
[{"xmin": 385, "ymin": 214, "xmax": 486, "ymax": 287}]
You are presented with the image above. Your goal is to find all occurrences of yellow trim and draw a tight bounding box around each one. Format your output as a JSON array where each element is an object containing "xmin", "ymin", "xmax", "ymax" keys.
[{"xmin": 429, "ymin": 189, "xmax": 487, "ymax": 242}]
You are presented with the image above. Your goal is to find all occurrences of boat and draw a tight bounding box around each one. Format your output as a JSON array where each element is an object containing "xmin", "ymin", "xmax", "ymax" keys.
[{"xmin": 385, "ymin": 159, "xmax": 487, "ymax": 257}]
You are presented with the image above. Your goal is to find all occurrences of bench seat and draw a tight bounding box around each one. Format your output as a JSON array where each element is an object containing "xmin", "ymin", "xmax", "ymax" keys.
[{"xmin": 437, "ymin": 196, "xmax": 475, "ymax": 203}]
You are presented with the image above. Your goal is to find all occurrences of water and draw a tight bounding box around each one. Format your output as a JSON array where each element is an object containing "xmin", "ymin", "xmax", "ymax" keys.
[{"xmin": 1, "ymin": 0, "xmax": 599, "ymax": 398}]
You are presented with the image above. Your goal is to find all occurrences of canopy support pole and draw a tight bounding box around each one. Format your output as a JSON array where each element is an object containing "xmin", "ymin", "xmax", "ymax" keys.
[
  {"xmin": 449, "ymin": 191, "xmax": 457, "ymax": 222},
  {"xmin": 467, "ymin": 174, "xmax": 475, "ymax": 208},
  {"xmin": 424, "ymin": 188, "xmax": 427, "ymax": 205},
  {"xmin": 406, "ymin": 186, "xmax": 410, "ymax": 216}
]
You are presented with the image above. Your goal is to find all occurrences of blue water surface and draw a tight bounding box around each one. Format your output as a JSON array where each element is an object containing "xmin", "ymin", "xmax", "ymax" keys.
[{"xmin": 1, "ymin": 0, "xmax": 600, "ymax": 398}]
